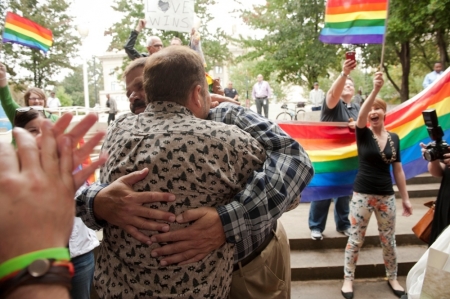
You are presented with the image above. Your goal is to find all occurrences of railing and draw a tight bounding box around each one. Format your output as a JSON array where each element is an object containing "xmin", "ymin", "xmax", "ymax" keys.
[{"xmin": 46, "ymin": 106, "xmax": 111, "ymax": 117}]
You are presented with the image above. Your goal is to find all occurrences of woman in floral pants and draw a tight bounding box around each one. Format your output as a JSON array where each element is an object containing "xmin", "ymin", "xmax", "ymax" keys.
[{"xmin": 340, "ymin": 72, "xmax": 413, "ymax": 299}]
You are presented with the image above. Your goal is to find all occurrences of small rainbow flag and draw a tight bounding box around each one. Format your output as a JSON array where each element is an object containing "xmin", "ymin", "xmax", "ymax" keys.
[
  {"xmin": 2, "ymin": 12, "xmax": 53, "ymax": 53},
  {"xmin": 319, "ymin": 0, "xmax": 389, "ymax": 44},
  {"xmin": 278, "ymin": 68, "xmax": 450, "ymax": 202}
]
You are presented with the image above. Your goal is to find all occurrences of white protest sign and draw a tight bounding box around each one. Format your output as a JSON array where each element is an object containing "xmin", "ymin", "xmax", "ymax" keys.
[{"xmin": 145, "ymin": 0, "xmax": 194, "ymax": 33}]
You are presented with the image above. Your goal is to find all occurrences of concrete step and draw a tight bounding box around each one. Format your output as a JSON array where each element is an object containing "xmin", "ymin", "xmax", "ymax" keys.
[
  {"xmin": 406, "ymin": 173, "xmax": 441, "ymax": 185},
  {"xmin": 394, "ymin": 183, "xmax": 440, "ymax": 198},
  {"xmin": 290, "ymin": 244, "xmax": 426, "ymax": 281},
  {"xmin": 292, "ymin": 276, "xmax": 407, "ymax": 299},
  {"xmin": 282, "ymin": 197, "xmax": 433, "ymax": 251}
]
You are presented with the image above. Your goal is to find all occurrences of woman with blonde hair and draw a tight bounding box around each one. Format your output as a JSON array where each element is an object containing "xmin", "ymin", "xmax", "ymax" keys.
[{"xmin": 341, "ymin": 72, "xmax": 413, "ymax": 299}]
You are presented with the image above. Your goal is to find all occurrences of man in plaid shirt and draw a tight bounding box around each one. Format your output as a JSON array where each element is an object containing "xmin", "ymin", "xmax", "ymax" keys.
[{"xmin": 76, "ymin": 58, "xmax": 314, "ymax": 298}]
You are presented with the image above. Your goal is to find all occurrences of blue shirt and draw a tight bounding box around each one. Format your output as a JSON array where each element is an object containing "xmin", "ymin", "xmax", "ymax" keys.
[{"xmin": 423, "ymin": 71, "xmax": 443, "ymax": 89}]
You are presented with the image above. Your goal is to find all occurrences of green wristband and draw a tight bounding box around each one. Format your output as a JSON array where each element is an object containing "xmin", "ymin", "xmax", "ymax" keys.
[{"xmin": 0, "ymin": 248, "xmax": 70, "ymax": 280}]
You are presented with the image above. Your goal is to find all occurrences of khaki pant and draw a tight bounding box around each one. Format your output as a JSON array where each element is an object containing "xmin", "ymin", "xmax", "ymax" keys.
[{"xmin": 229, "ymin": 220, "xmax": 291, "ymax": 299}]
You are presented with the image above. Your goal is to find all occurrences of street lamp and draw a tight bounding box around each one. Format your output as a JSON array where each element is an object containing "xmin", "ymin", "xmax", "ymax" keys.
[{"xmin": 77, "ymin": 25, "xmax": 90, "ymax": 111}]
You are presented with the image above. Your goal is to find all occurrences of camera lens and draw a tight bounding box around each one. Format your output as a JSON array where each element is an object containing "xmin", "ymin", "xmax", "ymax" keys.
[{"xmin": 424, "ymin": 149, "xmax": 435, "ymax": 162}]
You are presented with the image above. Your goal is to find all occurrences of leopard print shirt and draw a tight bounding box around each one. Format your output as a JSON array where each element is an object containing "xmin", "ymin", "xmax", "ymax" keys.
[{"xmin": 95, "ymin": 101, "xmax": 266, "ymax": 298}]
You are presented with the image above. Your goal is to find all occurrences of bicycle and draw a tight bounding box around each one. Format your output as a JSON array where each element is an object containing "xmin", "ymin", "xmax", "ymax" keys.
[{"xmin": 276, "ymin": 101, "xmax": 307, "ymax": 120}]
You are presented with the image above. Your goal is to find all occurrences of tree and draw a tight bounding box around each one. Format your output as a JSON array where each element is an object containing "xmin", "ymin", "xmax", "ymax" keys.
[
  {"xmin": 58, "ymin": 61, "xmax": 102, "ymax": 107},
  {"xmin": 55, "ymin": 86, "xmax": 72, "ymax": 106},
  {"xmin": 238, "ymin": 0, "xmax": 341, "ymax": 91},
  {"xmin": 105, "ymin": 0, "xmax": 231, "ymax": 68},
  {"xmin": 0, "ymin": 0, "xmax": 80, "ymax": 89}
]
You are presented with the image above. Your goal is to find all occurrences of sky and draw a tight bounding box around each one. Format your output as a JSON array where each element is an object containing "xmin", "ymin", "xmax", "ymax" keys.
[{"xmin": 69, "ymin": 0, "xmax": 265, "ymax": 58}]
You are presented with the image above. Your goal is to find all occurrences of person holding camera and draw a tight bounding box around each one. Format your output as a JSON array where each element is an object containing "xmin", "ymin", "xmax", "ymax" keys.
[
  {"xmin": 341, "ymin": 72, "xmax": 413, "ymax": 299},
  {"xmin": 420, "ymin": 142, "xmax": 450, "ymax": 245}
]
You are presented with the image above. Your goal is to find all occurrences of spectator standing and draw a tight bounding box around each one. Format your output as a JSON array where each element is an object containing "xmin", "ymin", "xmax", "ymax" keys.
[
  {"xmin": 423, "ymin": 62, "xmax": 444, "ymax": 89},
  {"xmin": 353, "ymin": 89, "xmax": 363, "ymax": 106},
  {"xmin": 124, "ymin": 19, "xmax": 163, "ymax": 61},
  {"xmin": 309, "ymin": 59, "xmax": 359, "ymax": 241},
  {"xmin": 252, "ymin": 74, "xmax": 271, "ymax": 118},
  {"xmin": 47, "ymin": 91, "xmax": 61, "ymax": 109},
  {"xmin": 106, "ymin": 94, "xmax": 117, "ymax": 126},
  {"xmin": 224, "ymin": 82, "xmax": 239, "ymax": 101},
  {"xmin": 341, "ymin": 72, "xmax": 412, "ymax": 299},
  {"xmin": 170, "ymin": 37, "xmax": 182, "ymax": 46},
  {"xmin": 309, "ymin": 82, "xmax": 325, "ymax": 111}
]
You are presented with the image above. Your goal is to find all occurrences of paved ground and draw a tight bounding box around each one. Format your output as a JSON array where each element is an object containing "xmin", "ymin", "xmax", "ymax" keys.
[{"xmin": 292, "ymin": 276, "xmax": 407, "ymax": 299}]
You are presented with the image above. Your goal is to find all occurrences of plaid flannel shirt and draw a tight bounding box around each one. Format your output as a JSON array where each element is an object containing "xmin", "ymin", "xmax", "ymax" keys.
[{"xmin": 75, "ymin": 103, "xmax": 314, "ymax": 262}]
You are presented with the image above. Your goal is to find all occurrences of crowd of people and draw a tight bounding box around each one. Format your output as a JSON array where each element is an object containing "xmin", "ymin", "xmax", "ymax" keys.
[{"xmin": 0, "ymin": 16, "xmax": 449, "ymax": 299}]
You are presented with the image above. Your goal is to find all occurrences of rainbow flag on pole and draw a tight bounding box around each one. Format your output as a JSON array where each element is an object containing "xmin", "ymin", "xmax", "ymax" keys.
[
  {"xmin": 2, "ymin": 12, "xmax": 53, "ymax": 53},
  {"xmin": 278, "ymin": 68, "xmax": 450, "ymax": 202},
  {"xmin": 319, "ymin": 0, "xmax": 389, "ymax": 44}
]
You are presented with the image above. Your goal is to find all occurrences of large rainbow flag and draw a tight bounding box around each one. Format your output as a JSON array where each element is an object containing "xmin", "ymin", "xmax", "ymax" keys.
[
  {"xmin": 2, "ymin": 12, "xmax": 53, "ymax": 53},
  {"xmin": 279, "ymin": 68, "xmax": 450, "ymax": 202},
  {"xmin": 319, "ymin": 0, "xmax": 389, "ymax": 44}
]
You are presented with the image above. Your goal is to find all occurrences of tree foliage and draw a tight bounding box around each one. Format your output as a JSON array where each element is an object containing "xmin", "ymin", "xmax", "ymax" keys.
[
  {"xmin": 0, "ymin": 0, "xmax": 80, "ymax": 90},
  {"xmin": 238, "ymin": 0, "xmax": 341, "ymax": 89},
  {"xmin": 58, "ymin": 58, "xmax": 104, "ymax": 107},
  {"xmin": 237, "ymin": 0, "xmax": 450, "ymax": 103},
  {"xmin": 105, "ymin": 0, "xmax": 231, "ymax": 68}
]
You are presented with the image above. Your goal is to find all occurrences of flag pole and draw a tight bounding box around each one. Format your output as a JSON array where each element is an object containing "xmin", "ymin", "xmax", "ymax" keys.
[{"xmin": 379, "ymin": 0, "xmax": 391, "ymax": 71}]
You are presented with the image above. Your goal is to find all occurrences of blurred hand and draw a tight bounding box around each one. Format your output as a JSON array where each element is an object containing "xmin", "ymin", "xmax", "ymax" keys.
[
  {"xmin": 373, "ymin": 71, "xmax": 384, "ymax": 91},
  {"xmin": 0, "ymin": 124, "xmax": 82, "ymax": 263},
  {"xmin": 402, "ymin": 199, "xmax": 413, "ymax": 217},
  {"xmin": 44, "ymin": 113, "xmax": 107, "ymax": 190},
  {"xmin": 0, "ymin": 62, "xmax": 8, "ymax": 88},
  {"xmin": 136, "ymin": 19, "xmax": 146, "ymax": 32},
  {"xmin": 210, "ymin": 94, "xmax": 240, "ymax": 106},
  {"xmin": 343, "ymin": 59, "xmax": 357, "ymax": 76}
]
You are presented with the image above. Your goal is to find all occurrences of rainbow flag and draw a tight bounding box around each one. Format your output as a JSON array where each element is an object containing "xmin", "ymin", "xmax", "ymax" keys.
[
  {"xmin": 278, "ymin": 68, "xmax": 450, "ymax": 202},
  {"xmin": 2, "ymin": 12, "xmax": 53, "ymax": 53},
  {"xmin": 319, "ymin": 0, "xmax": 389, "ymax": 44}
]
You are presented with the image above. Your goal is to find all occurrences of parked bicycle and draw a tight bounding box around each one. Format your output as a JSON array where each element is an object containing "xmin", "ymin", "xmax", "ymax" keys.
[{"xmin": 276, "ymin": 101, "xmax": 307, "ymax": 120}]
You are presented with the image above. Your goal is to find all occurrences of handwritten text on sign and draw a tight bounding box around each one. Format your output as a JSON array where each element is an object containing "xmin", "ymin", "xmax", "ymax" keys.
[{"xmin": 145, "ymin": 0, "xmax": 194, "ymax": 33}]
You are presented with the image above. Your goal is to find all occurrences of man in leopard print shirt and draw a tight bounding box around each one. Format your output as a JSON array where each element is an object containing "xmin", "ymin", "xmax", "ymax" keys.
[{"xmin": 95, "ymin": 46, "xmax": 266, "ymax": 298}]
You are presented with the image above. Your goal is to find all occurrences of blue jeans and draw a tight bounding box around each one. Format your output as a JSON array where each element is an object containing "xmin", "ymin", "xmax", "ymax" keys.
[
  {"xmin": 308, "ymin": 196, "xmax": 351, "ymax": 232},
  {"xmin": 70, "ymin": 251, "xmax": 95, "ymax": 299}
]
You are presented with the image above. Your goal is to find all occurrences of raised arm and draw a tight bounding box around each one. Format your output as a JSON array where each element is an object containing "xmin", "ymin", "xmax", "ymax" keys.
[
  {"xmin": 326, "ymin": 59, "xmax": 357, "ymax": 109},
  {"xmin": 356, "ymin": 72, "xmax": 384, "ymax": 129},
  {"xmin": 124, "ymin": 19, "xmax": 146, "ymax": 61},
  {"xmin": 0, "ymin": 62, "xmax": 20, "ymax": 123}
]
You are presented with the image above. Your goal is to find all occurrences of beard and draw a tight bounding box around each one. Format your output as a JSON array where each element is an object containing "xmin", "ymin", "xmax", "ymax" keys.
[{"xmin": 130, "ymin": 98, "xmax": 146, "ymax": 114}]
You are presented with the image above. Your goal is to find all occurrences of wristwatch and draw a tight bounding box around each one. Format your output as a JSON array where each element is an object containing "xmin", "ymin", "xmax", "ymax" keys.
[{"xmin": 340, "ymin": 71, "xmax": 349, "ymax": 78}]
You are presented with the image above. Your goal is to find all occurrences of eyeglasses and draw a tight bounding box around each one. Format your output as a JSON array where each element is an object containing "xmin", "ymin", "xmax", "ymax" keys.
[
  {"xmin": 152, "ymin": 44, "xmax": 163, "ymax": 48},
  {"xmin": 15, "ymin": 106, "xmax": 48, "ymax": 118},
  {"xmin": 28, "ymin": 97, "xmax": 44, "ymax": 101}
]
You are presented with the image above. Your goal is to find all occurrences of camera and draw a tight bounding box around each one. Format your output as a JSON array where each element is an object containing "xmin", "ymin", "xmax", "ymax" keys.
[{"xmin": 422, "ymin": 109, "xmax": 449, "ymax": 161}]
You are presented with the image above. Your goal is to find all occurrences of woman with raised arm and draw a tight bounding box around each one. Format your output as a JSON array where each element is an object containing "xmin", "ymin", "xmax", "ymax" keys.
[
  {"xmin": 341, "ymin": 72, "xmax": 413, "ymax": 299},
  {"xmin": 0, "ymin": 62, "xmax": 58, "ymax": 124}
]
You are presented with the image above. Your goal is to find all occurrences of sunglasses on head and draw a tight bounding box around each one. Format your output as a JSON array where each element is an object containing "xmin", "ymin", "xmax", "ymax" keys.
[{"xmin": 15, "ymin": 106, "xmax": 48, "ymax": 118}]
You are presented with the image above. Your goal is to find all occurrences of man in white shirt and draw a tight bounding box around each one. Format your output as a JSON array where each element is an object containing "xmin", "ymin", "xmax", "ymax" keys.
[
  {"xmin": 309, "ymin": 82, "xmax": 324, "ymax": 111},
  {"xmin": 47, "ymin": 91, "xmax": 61, "ymax": 109}
]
